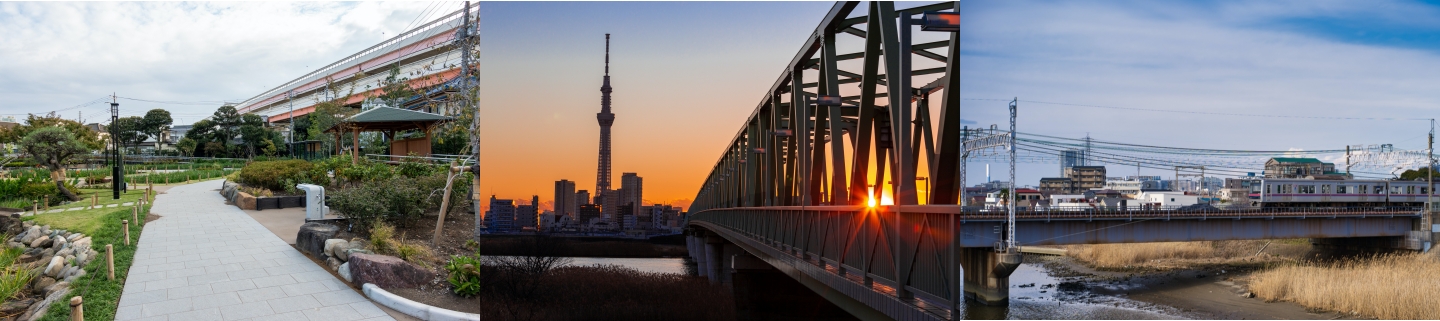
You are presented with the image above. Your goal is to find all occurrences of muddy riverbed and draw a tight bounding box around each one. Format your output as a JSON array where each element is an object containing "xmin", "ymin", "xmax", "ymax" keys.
[{"xmin": 1017, "ymin": 255, "xmax": 1361, "ymax": 320}]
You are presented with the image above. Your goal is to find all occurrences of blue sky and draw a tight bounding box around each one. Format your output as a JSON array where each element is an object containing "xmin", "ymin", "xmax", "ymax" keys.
[{"xmin": 957, "ymin": 0, "xmax": 1440, "ymax": 185}]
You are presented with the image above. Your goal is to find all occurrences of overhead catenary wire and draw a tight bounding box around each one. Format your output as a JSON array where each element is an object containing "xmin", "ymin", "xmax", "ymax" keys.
[{"xmin": 963, "ymin": 98, "xmax": 1433, "ymax": 121}]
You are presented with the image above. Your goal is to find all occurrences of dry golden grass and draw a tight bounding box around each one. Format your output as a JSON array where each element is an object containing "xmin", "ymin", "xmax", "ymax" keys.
[
  {"xmin": 1066, "ymin": 240, "xmax": 1309, "ymax": 269},
  {"xmin": 1249, "ymin": 253, "xmax": 1440, "ymax": 319}
]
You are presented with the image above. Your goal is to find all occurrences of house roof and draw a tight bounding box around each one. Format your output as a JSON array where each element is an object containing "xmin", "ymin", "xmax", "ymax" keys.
[
  {"xmin": 1270, "ymin": 157, "xmax": 1322, "ymax": 164},
  {"xmin": 348, "ymin": 107, "xmax": 452, "ymax": 123},
  {"xmin": 326, "ymin": 107, "xmax": 453, "ymax": 133}
]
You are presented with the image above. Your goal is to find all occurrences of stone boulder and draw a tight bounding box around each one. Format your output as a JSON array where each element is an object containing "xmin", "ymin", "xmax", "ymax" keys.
[
  {"xmin": 348, "ymin": 253, "xmax": 434, "ymax": 289},
  {"xmin": 341, "ymin": 240, "xmax": 367, "ymax": 261},
  {"xmin": 296, "ymin": 222, "xmax": 340, "ymax": 259},
  {"xmin": 29, "ymin": 236, "xmax": 51, "ymax": 251},
  {"xmin": 337, "ymin": 262, "xmax": 352, "ymax": 282},
  {"xmin": 50, "ymin": 236, "xmax": 65, "ymax": 250},
  {"xmin": 19, "ymin": 226, "xmax": 39, "ymax": 244},
  {"xmin": 324, "ymin": 239, "xmax": 348, "ymax": 258},
  {"xmin": 30, "ymin": 277, "xmax": 55, "ymax": 295},
  {"xmin": 43, "ymin": 256, "xmax": 64, "ymax": 277},
  {"xmin": 235, "ymin": 191, "xmax": 257, "ymax": 210}
]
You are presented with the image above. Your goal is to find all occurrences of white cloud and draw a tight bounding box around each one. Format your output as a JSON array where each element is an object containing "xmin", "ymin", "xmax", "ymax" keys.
[{"xmin": 0, "ymin": 1, "xmax": 444, "ymax": 122}]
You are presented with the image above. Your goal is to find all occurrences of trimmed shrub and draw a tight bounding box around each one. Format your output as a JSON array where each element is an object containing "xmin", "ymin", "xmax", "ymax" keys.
[
  {"xmin": 328, "ymin": 171, "xmax": 468, "ymax": 229},
  {"xmin": 236, "ymin": 159, "xmax": 312, "ymax": 192}
]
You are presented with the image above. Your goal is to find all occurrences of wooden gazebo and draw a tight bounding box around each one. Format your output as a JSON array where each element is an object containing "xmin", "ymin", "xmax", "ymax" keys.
[{"xmin": 327, "ymin": 107, "xmax": 453, "ymax": 164}]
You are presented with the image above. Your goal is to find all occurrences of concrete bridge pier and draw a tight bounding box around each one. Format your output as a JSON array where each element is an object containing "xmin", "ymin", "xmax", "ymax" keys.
[{"xmin": 960, "ymin": 248, "xmax": 1023, "ymax": 306}]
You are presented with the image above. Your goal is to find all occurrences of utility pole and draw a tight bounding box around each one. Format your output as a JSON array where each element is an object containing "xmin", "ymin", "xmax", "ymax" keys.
[
  {"xmin": 287, "ymin": 90, "xmax": 295, "ymax": 158},
  {"xmin": 457, "ymin": 1, "xmax": 483, "ymax": 239}
]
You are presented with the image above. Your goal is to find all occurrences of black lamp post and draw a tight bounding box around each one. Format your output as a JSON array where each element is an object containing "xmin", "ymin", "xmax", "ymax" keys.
[{"xmin": 110, "ymin": 102, "xmax": 124, "ymax": 198}]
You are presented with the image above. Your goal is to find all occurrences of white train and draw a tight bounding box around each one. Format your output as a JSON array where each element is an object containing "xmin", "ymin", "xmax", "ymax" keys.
[{"xmin": 1250, "ymin": 178, "xmax": 1432, "ymax": 208}]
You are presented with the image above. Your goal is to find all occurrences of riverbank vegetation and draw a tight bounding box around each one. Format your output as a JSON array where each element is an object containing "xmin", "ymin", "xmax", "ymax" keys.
[
  {"xmin": 1066, "ymin": 239, "xmax": 1310, "ymax": 270},
  {"xmin": 1249, "ymin": 253, "xmax": 1440, "ymax": 319}
]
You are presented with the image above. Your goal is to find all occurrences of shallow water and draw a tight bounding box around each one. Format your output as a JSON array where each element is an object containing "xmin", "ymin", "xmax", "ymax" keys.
[{"xmin": 550, "ymin": 256, "xmax": 1191, "ymax": 319}]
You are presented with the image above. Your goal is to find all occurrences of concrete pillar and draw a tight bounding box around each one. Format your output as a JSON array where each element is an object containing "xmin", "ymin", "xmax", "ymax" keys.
[
  {"xmin": 719, "ymin": 243, "xmax": 743, "ymax": 286},
  {"xmin": 959, "ymin": 248, "xmax": 1022, "ymax": 306},
  {"xmin": 705, "ymin": 235, "xmax": 726, "ymax": 284},
  {"xmin": 730, "ymin": 254, "xmax": 858, "ymax": 321},
  {"xmin": 694, "ymin": 235, "xmax": 710, "ymax": 278}
]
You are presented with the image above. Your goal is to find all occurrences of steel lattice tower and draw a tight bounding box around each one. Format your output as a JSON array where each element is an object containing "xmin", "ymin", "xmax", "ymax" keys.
[{"xmin": 596, "ymin": 34, "xmax": 615, "ymax": 196}]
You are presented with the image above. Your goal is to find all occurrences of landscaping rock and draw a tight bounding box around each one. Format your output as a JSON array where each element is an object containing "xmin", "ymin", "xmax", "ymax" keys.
[
  {"xmin": 339, "ymin": 240, "xmax": 366, "ymax": 261},
  {"xmin": 42, "ymin": 256, "xmax": 63, "ymax": 277},
  {"xmin": 65, "ymin": 233, "xmax": 83, "ymax": 242},
  {"xmin": 72, "ymin": 237, "xmax": 91, "ymax": 250},
  {"xmin": 28, "ymin": 235, "xmax": 50, "ymax": 249},
  {"xmin": 324, "ymin": 239, "xmax": 348, "ymax": 258},
  {"xmin": 7, "ymin": 241, "xmax": 23, "ymax": 249},
  {"xmin": 17, "ymin": 253, "xmax": 37, "ymax": 264},
  {"xmin": 76, "ymin": 251, "xmax": 88, "ymax": 264},
  {"xmin": 56, "ymin": 248, "xmax": 74, "ymax": 258},
  {"xmin": 0, "ymin": 298, "xmax": 34, "ymax": 316},
  {"xmin": 345, "ymin": 248, "xmax": 372, "ymax": 259},
  {"xmin": 338, "ymin": 262, "xmax": 352, "ymax": 282},
  {"xmin": 296, "ymin": 222, "xmax": 340, "ymax": 259},
  {"xmin": 31, "ymin": 277, "xmax": 55, "ymax": 295},
  {"xmin": 64, "ymin": 269, "xmax": 85, "ymax": 282},
  {"xmin": 235, "ymin": 191, "xmax": 257, "ymax": 210},
  {"xmin": 19, "ymin": 285, "xmax": 67, "ymax": 321},
  {"xmin": 43, "ymin": 281, "xmax": 67, "ymax": 296},
  {"xmin": 37, "ymin": 226, "xmax": 48, "ymax": 237},
  {"xmin": 327, "ymin": 257, "xmax": 342, "ymax": 270},
  {"xmin": 50, "ymin": 236, "xmax": 65, "ymax": 249},
  {"xmin": 19, "ymin": 226, "xmax": 39, "ymax": 243},
  {"xmin": 348, "ymin": 253, "xmax": 434, "ymax": 289}
]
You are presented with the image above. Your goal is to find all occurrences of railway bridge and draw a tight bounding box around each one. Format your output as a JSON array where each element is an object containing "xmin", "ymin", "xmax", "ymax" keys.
[{"xmin": 682, "ymin": 2, "xmax": 1437, "ymax": 320}]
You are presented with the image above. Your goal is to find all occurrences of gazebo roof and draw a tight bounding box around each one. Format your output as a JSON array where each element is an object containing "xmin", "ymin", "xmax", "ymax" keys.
[{"xmin": 327, "ymin": 107, "xmax": 453, "ymax": 132}]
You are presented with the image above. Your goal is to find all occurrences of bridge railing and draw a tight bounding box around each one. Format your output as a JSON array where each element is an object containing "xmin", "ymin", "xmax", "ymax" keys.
[{"xmin": 688, "ymin": 204, "xmax": 1423, "ymax": 319}]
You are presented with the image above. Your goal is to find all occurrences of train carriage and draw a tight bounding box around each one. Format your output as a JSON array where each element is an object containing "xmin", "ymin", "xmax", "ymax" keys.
[{"xmin": 1253, "ymin": 178, "xmax": 1430, "ymax": 208}]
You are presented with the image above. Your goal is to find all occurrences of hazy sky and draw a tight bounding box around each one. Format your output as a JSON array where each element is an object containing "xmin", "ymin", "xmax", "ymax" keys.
[{"xmin": 4, "ymin": 1, "xmax": 1440, "ymax": 207}]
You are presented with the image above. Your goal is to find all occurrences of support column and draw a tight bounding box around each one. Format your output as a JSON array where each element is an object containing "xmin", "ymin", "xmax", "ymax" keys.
[
  {"xmin": 959, "ymin": 248, "xmax": 1022, "ymax": 306},
  {"xmin": 705, "ymin": 235, "xmax": 726, "ymax": 284}
]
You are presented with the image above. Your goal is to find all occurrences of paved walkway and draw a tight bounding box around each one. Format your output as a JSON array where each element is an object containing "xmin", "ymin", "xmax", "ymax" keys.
[{"xmin": 116, "ymin": 180, "xmax": 394, "ymax": 321}]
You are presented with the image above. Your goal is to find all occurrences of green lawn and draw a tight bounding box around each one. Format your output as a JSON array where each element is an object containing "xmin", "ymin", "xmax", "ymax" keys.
[
  {"xmin": 22, "ymin": 202, "xmax": 151, "ymax": 321},
  {"xmin": 46, "ymin": 188, "xmax": 154, "ymax": 212}
]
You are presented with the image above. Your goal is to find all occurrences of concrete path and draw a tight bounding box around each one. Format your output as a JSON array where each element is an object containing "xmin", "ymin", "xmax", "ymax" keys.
[{"xmin": 116, "ymin": 180, "xmax": 395, "ymax": 321}]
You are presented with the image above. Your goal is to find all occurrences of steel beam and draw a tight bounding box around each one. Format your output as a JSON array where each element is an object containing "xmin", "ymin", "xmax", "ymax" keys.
[{"xmin": 929, "ymin": 2, "xmax": 962, "ymax": 205}]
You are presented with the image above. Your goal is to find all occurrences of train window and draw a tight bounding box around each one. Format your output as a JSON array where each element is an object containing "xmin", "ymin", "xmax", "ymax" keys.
[
  {"xmin": 1337, "ymin": 185, "xmax": 1347, "ymax": 194},
  {"xmin": 1407, "ymin": 186, "xmax": 1415, "ymax": 195},
  {"xmin": 1321, "ymin": 185, "xmax": 1330, "ymax": 194},
  {"xmin": 1360, "ymin": 185, "xmax": 1369, "ymax": 194},
  {"xmin": 1422, "ymin": 187, "xmax": 1429, "ymax": 194},
  {"xmin": 1376, "ymin": 186, "xmax": 1385, "ymax": 194},
  {"xmin": 1391, "ymin": 186, "xmax": 1403, "ymax": 194}
]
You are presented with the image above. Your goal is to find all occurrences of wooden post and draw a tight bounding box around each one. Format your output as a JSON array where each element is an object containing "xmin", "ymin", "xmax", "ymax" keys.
[
  {"xmin": 90, "ymin": 194, "xmax": 96, "ymax": 209},
  {"xmin": 132, "ymin": 207, "xmax": 138, "ymax": 223},
  {"xmin": 32, "ymin": 201, "xmax": 37, "ymax": 215},
  {"xmin": 433, "ymin": 166, "xmax": 463, "ymax": 246},
  {"xmin": 69, "ymin": 296, "xmax": 82, "ymax": 321},
  {"xmin": 122, "ymin": 220, "xmax": 130, "ymax": 245},
  {"xmin": 43, "ymin": 195, "xmax": 49, "ymax": 211},
  {"xmin": 106, "ymin": 245, "xmax": 114, "ymax": 280}
]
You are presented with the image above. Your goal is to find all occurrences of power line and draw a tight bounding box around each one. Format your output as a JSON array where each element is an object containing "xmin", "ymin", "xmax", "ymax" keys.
[{"xmin": 963, "ymin": 98, "xmax": 1431, "ymax": 121}]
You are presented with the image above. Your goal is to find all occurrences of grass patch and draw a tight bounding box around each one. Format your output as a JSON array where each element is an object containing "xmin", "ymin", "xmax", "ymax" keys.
[
  {"xmin": 1066, "ymin": 240, "xmax": 1310, "ymax": 269},
  {"xmin": 29, "ymin": 190, "xmax": 153, "ymax": 235},
  {"xmin": 46, "ymin": 188, "xmax": 151, "ymax": 212},
  {"xmin": 1249, "ymin": 253, "xmax": 1440, "ymax": 319},
  {"xmin": 29, "ymin": 203, "xmax": 151, "ymax": 321}
]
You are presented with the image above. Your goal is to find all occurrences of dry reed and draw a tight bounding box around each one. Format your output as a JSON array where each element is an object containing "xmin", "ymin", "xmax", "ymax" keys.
[
  {"xmin": 1249, "ymin": 253, "xmax": 1440, "ymax": 319},
  {"xmin": 1067, "ymin": 240, "xmax": 1305, "ymax": 269}
]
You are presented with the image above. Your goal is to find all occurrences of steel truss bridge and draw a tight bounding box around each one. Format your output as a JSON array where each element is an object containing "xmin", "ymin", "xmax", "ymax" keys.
[{"xmin": 682, "ymin": 2, "xmax": 1437, "ymax": 320}]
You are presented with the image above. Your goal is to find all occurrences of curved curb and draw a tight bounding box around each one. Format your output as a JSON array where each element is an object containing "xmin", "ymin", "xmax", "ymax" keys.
[{"xmin": 362, "ymin": 283, "xmax": 480, "ymax": 321}]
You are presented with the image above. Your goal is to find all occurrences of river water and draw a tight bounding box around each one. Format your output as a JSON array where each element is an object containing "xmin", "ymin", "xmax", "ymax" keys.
[{"xmin": 564, "ymin": 256, "xmax": 1192, "ymax": 319}]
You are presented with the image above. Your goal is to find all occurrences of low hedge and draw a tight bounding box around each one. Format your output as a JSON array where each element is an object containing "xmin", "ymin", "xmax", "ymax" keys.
[{"xmin": 235, "ymin": 159, "xmax": 312, "ymax": 192}]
